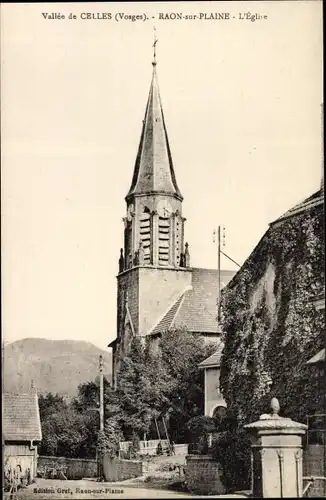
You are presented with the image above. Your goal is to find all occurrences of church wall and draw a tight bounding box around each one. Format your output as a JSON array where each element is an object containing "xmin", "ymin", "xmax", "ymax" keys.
[
  {"xmin": 138, "ymin": 267, "xmax": 192, "ymax": 336},
  {"xmin": 220, "ymin": 201, "xmax": 324, "ymax": 424},
  {"xmin": 117, "ymin": 269, "xmax": 139, "ymax": 336}
]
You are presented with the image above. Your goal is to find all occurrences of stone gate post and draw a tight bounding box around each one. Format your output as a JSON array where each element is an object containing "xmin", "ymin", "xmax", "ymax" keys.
[{"xmin": 244, "ymin": 398, "xmax": 307, "ymax": 498}]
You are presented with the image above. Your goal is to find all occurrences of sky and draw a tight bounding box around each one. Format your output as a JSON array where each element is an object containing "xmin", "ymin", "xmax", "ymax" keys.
[{"xmin": 1, "ymin": 1, "xmax": 323, "ymax": 349}]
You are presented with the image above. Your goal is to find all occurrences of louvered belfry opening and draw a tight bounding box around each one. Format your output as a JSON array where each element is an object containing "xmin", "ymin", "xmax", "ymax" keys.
[
  {"xmin": 140, "ymin": 210, "xmax": 152, "ymax": 264},
  {"xmin": 158, "ymin": 215, "xmax": 170, "ymax": 266}
]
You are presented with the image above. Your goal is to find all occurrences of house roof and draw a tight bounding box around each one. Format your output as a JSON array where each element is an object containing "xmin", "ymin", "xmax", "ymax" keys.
[
  {"xmin": 270, "ymin": 189, "xmax": 324, "ymax": 226},
  {"xmin": 3, "ymin": 392, "xmax": 42, "ymax": 442},
  {"xmin": 150, "ymin": 268, "xmax": 236, "ymax": 335},
  {"xmin": 306, "ymin": 348, "xmax": 325, "ymax": 365},
  {"xmin": 198, "ymin": 341, "xmax": 225, "ymax": 369}
]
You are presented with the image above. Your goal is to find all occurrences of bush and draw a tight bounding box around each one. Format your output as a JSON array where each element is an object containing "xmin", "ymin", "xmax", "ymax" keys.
[
  {"xmin": 128, "ymin": 432, "xmax": 140, "ymax": 459},
  {"xmin": 97, "ymin": 418, "xmax": 123, "ymax": 459},
  {"xmin": 186, "ymin": 415, "xmax": 216, "ymax": 455},
  {"xmin": 211, "ymin": 429, "xmax": 251, "ymax": 492}
]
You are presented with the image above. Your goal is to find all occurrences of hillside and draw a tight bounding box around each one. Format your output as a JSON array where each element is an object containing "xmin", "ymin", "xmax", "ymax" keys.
[{"xmin": 3, "ymin": 338, "xmax": 112, "ymax": 397}]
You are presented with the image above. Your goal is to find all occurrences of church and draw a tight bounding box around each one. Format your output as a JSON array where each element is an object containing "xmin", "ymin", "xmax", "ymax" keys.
[{"xmin": 109, "ymin": 51, "xmax": 235, "ymax": 387}]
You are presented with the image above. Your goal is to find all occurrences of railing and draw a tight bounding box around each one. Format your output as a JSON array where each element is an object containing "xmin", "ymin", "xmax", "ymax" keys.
[
  {"xmin": 119, "ymin": 439, "xmax": 169, "ymax": 452},
  {"xmin": 302, "ymin": 476, "xmax": 326, "ymax": 496}
]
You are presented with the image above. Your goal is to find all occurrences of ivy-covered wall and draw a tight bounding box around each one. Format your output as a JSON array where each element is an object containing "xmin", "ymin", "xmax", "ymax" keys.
[{"xmin": 220, "ymin": 199, "xmax": 324, "ymax": 427}]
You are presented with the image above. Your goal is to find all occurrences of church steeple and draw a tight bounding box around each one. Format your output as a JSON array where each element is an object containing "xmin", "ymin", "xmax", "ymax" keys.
[
  {"xmin": 120, "ymin": 43, "xmax": 188, "ymax": 272},
  {"xmin": 126, "ymin": 48, "xmax": 183, "ymax": 202}
]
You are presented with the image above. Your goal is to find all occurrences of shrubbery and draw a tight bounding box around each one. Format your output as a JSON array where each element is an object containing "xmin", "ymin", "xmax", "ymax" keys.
[
  {"xmin": 186, "ymin": 415, "xmax": 217, "ymax": 455},
  {"xmin": 211, "ymin": 429, "xmax": 251, "ymax": 492}
]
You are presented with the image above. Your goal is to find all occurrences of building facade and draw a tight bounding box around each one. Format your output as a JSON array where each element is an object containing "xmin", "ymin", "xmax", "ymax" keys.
[
  {"xmin": 3, "ymin": 388, "xmax": 42, "ymax": 483},
  {"xmin": 109, "ymin": 57, "xmax": 235, "ymax": 386},
  {"xmin": 219, "ymin": 182, "xmax": 324, "ymax": 428},
  {"xmin": 198, "ymin": 341, "xmax": 227, "ymax": 417}
]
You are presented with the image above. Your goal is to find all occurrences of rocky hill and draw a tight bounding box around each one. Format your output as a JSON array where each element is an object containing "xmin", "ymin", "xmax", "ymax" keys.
[{"xmin": 3, "ymin": 338, "xmax": 112, "ymax": 397}]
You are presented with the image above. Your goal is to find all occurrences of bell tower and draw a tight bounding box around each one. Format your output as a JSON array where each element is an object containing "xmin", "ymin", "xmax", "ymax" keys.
[
  {"xmin": 121, "ymin": 51, "xmax": 186, "ymax": 271},
  {"xmin": 110, "ymin": 42, "xmax": 192, "ymax": 387}
]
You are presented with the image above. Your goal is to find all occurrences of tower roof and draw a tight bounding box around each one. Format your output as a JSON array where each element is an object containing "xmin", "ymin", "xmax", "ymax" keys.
[{"xmin": 126, "ymin": 61, "xmax": 183, "ymax": 201}]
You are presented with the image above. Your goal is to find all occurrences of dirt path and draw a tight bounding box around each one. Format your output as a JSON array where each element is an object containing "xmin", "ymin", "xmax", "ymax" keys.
[
  {"xmin": 5, "ymin": 478, "xmax": 193, "ymax": 499},
  {"xmin": 5, "ymin": 478, "xmax": 248, "ymax": 499}
]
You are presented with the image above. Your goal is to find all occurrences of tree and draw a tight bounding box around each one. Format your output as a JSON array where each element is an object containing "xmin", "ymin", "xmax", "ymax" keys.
[
  {"xmin": 39, "ymin": 405, "xmax": 92, "ymax": 458},
  {"xmin": 73, "ymin": 377, "xmax": 111, "ymax": 413},
  {"xmin": 38, "ymin": 393, "xmax": 68, "ymax": 420},
  {"xmin": 113, "ymin": 330, "xmax": 214, "ymax": 443},
  {"xmin": 115, "ymin": 337, "xmax": 171, "ymax": 439},
  {"xmin": 97, "ymin": 417, "xmax": 123, "ymax": 459},
  {"xmin": 38, "ymin": 328, "xmax": 217, "ymax": 459},
  {"xmin": 39, "ymin": 384, "xmax": 110, "ymax": 459},
  {"xmin": 159, "ymin": 328, "xmax": 216, "ymax": 442}
]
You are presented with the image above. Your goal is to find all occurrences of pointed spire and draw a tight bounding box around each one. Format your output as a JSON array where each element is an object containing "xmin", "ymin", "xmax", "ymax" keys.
[{"xmin": 126, "ymin": 38, "xmax": 183, "ymax": 202}]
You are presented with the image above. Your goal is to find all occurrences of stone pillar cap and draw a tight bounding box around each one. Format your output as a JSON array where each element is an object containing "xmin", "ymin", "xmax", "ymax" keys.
[{"xmin": 244, "ymin": 398, "xmax": 308, "ymax": 431}]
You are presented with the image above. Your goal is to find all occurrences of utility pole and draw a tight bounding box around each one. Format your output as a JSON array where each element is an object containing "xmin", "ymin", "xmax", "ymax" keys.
[
  {"xmin": 213, "ymin": 226, "xmax": 223, "ymax": 322},
  {"xmin": 99, "ymin": 355, "xmax": 104, "ymax": 432},
  {"xmin": 213, "ymin": 226, "xmax": 240, "ymax": 322},
  {"xmin": 97, "ymin": 355, "xmax": 104, "ymax": 482},
  {"xmin": 217, "ymin": 226, "xmax": 221, "ymax": 322}
]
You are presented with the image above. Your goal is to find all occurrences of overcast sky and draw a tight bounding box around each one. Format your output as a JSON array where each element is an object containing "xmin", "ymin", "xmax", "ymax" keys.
[{"xmin": 2, "ymin": 1, "xmax": 323, "ymax": 349}]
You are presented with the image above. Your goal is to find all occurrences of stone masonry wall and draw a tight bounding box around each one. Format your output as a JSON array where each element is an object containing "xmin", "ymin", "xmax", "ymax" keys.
[
  {"xmin": 38, "ymin": 456, "xmax": 97, "ymax": 480},
  {"xmin": 117, "ymin": 268, "xmax": 139, "ymax": 337},
  {"xmin": 139, "ymin": 267, "xmax": 192, "ymax": 335},
  {"xmin": 185, "ymin": 455, "xmax": 225, "ymax": 495},
  {"xmin": 102, "ymin": 456, "xmax": 143, "ymax": 482},
  {"xmin": 116, "ymin": 459, "xmax": 143, "ymax": 481}
]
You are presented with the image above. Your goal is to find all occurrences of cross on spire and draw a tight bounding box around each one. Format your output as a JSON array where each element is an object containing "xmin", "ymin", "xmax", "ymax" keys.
[{"xmin": 152, "ymin": 27, "xmax": 158, "ymax": 65}]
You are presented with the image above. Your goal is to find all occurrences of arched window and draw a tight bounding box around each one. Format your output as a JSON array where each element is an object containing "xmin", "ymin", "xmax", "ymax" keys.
[{"xmin": 212, "ymin": 405, "xmax": 227, "ymax": 421}]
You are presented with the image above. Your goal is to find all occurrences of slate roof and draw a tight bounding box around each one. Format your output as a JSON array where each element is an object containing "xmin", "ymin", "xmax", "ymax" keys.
[
  {"xmin": 126, "ymin": 62, "xmax": 182, "ymax": 201},
  {"xmin": 270, "ymin": 189, "xmax": 324, "ymax": 226},
  {"xmin": 198, "ymin": 341, "xmax": 225, "ymax": 369},
  {"xmin": 3, "ymin": 392, "xmax": 42, "ymax": 442},
  {"xmin": 306, "ymin": 348, "xmax": 325, "ymax": 365},
  {"xmin": 150, "ymin": 267, "xmax": 236, "ymax": 335}
]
